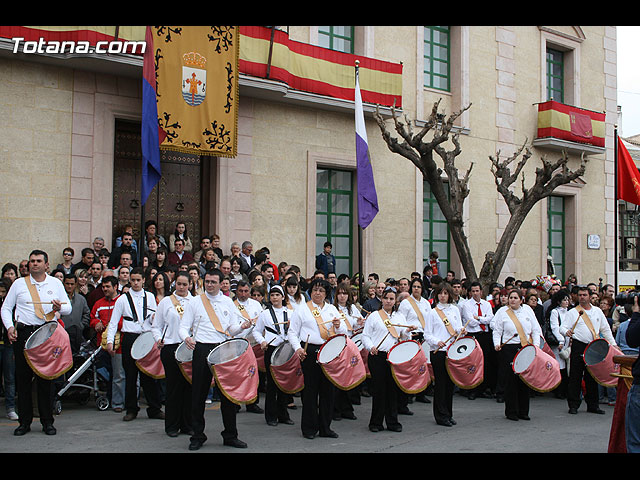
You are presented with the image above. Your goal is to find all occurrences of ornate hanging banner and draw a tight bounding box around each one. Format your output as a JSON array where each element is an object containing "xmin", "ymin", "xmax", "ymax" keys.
[{"xmin": 152, "ymin": 26, "xmax": 239, "ymax": 157}]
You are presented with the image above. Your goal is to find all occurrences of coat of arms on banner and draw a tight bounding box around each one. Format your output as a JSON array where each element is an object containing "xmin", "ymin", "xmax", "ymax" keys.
[{"xmin": 182, "ymin": 52, "xmax": 207, "ymax": 107}]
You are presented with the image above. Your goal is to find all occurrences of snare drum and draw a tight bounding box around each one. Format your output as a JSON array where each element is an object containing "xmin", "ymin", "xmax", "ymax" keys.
[
  {"xmin": 270, "ymin": 342, "xmax": 304, "ymax": 394},
  {"xmin": 131, "ymin": 331, "xmax": 165, "ymax": 379},
  {"xmin": 174, "ymin": 341, "xmax": 194, "ymax": 383},
  {"xmin": 316, "ymin": 334, "xmax": 366, "ymax": 391},
  {"xmin": 387, "ymin": 340, "xmax": 431, "ymax": 394},
  {"xmin": 207, "ymin": 338, "xmax": 259, "ymax": 405},
  {"xmin": 351, "ymin": 332, "xmax": 370, "ymax": 377},
  {"xmin": 24, "ymin": 322, "xmax": 73, "ymax": 380},
  {"xmin": 583, "ymin": 338, "xmax": 624, "ymax": 388},
  {"xmin": 512, "ymin": 344, "xmax": 561, "ymax": 392},
  {"xmin": 445, "ymin": 336, "xmax": 484, "ymax": 390}
]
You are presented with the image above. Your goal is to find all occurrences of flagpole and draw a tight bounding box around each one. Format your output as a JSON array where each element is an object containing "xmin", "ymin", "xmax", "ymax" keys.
[
  {"xmin": 355, "ymin": 60, "xmax": 364, "ymax": 304},
  {"xmin": 614, "ymin": 125, "xmax": 619, "ymax": 293}
]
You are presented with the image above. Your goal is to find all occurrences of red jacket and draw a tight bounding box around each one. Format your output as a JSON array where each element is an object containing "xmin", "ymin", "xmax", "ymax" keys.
[{"xmin": 90, "ymin": 294, "xmax": 123, "ymax": 352}]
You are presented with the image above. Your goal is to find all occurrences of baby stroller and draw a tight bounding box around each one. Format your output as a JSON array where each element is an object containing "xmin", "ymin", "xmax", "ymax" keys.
[{"xmin": 54, "ymin": 340, "xmax": 110, "ymax": 414}]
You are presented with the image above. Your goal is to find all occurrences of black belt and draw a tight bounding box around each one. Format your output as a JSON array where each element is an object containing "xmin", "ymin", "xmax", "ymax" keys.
[{"xmin": 16, "ymin": 323, "xmax": 43, "ymax": 332}]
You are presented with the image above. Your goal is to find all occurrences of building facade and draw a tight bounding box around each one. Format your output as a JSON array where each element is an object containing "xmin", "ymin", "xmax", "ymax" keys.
[{"xmin": 0, "ymin": 26, "xmax": 621, "ymax": 287}]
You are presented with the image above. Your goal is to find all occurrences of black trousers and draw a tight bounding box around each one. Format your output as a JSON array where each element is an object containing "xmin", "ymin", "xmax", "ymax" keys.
[
  {"xmin": 121, "ymin": 332, "xmax": 162, "ymax": 416},
  {"xmin": 567, "ymin": 340, "xmax": 599, "ymax": 410},
  {"xmin": 431, "ymin": 351, "xmax": 454, "ymax": 423},
  {"xmin": 14, "ymin": 323, "xmax": 54, "ymax": 427},
  {"xmin": 300, "ymin": 342, "xmax": 335, "ymax": 437},
  {"xmin": 160, "ymin": 343, "xmax": 192, "ymax": 434},
  {"xmin": 367, "ymin": 351, "xmax": 401, "ymax": 429},
  {"xmin": 264, "ymin": 344, "xmax": 293, "ymax": 423},
  {"xmin": 470, "ymin": 331, "xmax": 498, "ymax": 395},
  {"xmin": 190, "ymin": 342, "xmax": 238, "ymax": 443},
  {"xmin": 500, "ymin": 344, "xmax": 530, "ymax": 418}
]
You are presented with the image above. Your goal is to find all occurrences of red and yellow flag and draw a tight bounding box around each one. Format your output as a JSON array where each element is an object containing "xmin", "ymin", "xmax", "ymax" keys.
[
  {"xmin": 537, "ymin": 100, "xmax": 605, "ymax": 147},
  {"xmin": 618, "ymin": 136, "xmax": 640, "ymax": 206}
]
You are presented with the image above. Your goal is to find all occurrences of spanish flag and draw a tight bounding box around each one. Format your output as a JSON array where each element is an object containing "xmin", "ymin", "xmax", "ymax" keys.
[
  {"xmin": 537, "ymin": 100, "xmax": 605, "ymax": 147},
  {"xmin": 617, "ymin": 136, "xmax": 640, "ymax": 206}
]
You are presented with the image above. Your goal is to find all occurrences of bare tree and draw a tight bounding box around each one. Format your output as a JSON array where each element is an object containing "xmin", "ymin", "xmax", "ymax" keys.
[{"xmin": 374, "ymin": 99, "xmax": 588, "ymax": 287}]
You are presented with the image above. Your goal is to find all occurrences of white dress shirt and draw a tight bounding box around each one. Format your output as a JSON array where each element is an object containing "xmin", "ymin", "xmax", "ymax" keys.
[
  {"xmin": 287, "ymin": 301, "xmax": 347, "ymax": 351},
  {"xmin": 178, "ymin": 291, "xmax": 246, "ymax": 344},
  {"xmin": 336, "ymin": 303, "xmax": 364, "ymax": 336},
  {"xmin": 425, "ymin": 303, "xmax": 463, "ymax": 352},
  {"xmin": 549, "ymin": 307, "xmax": 567, "ymax": 345},
  {"xmin": 233, "ymin": 297, "xmax": 263, "ymax": 340},
  {"xmin": 560, "ymin": 305, "xmax": 616, "ymax": 345},
  {"xmin": 461, "ymin": 297, "xmax": 494, "ymax": 333},
  {"xmin": 253, "ymin": 305, "xmax": 294, "ymax": 348},
  {"xmin": 397, "ymin": 295, "xmax": 432, "ymax": 334},
  {"xmin": 491, "ymin": 304, "xmax": 542, "ymax": 347},
  {"xmin": 361, "ymin": 309, "xmax": 412, "ymax": 353},
  {"xmin": 2, "ymin": 274, "xmax": 72, "ymax": 329},
  {"xmin": 107, "ymin": 288, "xmax": 157, "ymax": 344},
  {"xmin": 152, "ymin": 292, "xmax": 194, "ymax": 345}
]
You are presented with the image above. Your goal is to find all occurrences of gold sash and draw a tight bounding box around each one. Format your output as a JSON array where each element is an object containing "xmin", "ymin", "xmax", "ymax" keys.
[
  {"xmin": 307, "ymin": 301, "xmax": 334, "ymax": 340},
  {"xmin": 575, "ymin": 307, "xmax": 598, "ymax": 341},
  {"xmin": 505, "ymin": 308, "xmax": 531, "ymax": 347},
  {"xmin": 200, "ymin": 294, "xmax": 226, "ymax": 335},
  {"xmin": 339, "ymin": 308, "xmax": 353, "ymax": 331},
  {"xmin": 407, "ymin": 296, "xmax": 425, "ymax": 328},
  {"xmin": 434, "ymin": 307, "xmax": 456, "ymax": 337},
  {"xmin": 25, "ymin": 276, "xmax": 55, "ymax": 321},
  {"xmin": 170, "ymin": 294, "xmax": 185, "ymax": 318},
  {"xmin": 378, "ymin": 309, "xmax": 399, "ymax": 339},
  {"xmin": 234, "ymin": 300, "xmax": 251, "ymax": 321}
]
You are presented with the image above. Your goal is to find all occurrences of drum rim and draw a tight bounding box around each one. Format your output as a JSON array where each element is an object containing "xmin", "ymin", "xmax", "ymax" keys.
[
  {"xmin": 207, "ymin": 337, "xmax": 250, "ymax": 365},
  {"xmin": 271, "ymin": 341, "xmax": 295, "ymax": 366},
  {"xmin": 447, "ymin": 336, "xmax": 477, "ymax": 360},
  {"xmin": 583, "ymin": 338, "xmax": 611, "ymax": 366},
  {"xmin": 316, "ymin": 333, "xmax": 347, "ymax": 364},
  {"xmin": 512, "ymin": 344, "xmax": 537, "ymax": 374},
  {"xmin": 24, "ymin": 322, "xmax": 58, "ymax": 350},
  {"xmin": 174, "ymin": 341, "xmax": 193, "ymax": 362},
  {"xmin": 130, "ymin": 331, "xmax": 156, "ymax": 360},
  {"xmin": 387, "ymin": 339, "xmax": 420, "ymax": 364}
]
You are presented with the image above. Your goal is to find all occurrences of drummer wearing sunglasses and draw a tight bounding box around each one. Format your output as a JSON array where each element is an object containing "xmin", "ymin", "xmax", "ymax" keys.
[{"xmin": 1, "ymin": 250, "xmax": 71, "ymax": 436}]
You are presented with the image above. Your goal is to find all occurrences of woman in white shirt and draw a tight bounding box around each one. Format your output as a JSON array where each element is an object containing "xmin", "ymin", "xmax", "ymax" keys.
[
  {"xmin": 547, "ymin": 289, "xmax": 570, "ymax": 398},
  {"xmin": 362, "ymin": 287, "xmax": 415, "ymax": 433},
  {"xmin": 425, "ymin": 283, "xmax": 464, "ymax": 427},
  {"xmin": 492, "ymin": 289, "xmax": 542, "ymax": 421}
]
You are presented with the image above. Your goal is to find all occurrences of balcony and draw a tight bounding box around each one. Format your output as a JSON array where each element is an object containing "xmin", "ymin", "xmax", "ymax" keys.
[{"xmin": 532, "ymin": 100, "xmax": 606, "ymax": 156}]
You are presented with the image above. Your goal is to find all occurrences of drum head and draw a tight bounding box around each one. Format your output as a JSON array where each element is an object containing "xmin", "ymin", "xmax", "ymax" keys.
[
  {"xmin": 207, "ymin": 338, "xmax": 249, "ymax": 365},
  {"xmin": 174, "ymin": 342, "xmax": 193, "ymax": 363},
  {"xmin": 388, "ymin": 341, "xmax": 420, "ymax": 365},
  {"xmin": 317, "ymin": 335, "xmax": 346, "ymax": 364},
  {"xmin": 447, "ymin": 337, "xmax": 476, "ymax": 361},
  {"xmin": 131, "ymin": 332, "xmax": 156, "ymax": 360},
  {"xmin": 513, "ymin": 345, "xmax": 536, "ymax": 374},
  {"xmin": 351, "ymin": 333, "xmax": 364, "ymax": 351},
  {"xmin": 271, "ymin": 342, "xmax": 295, "ymax": 367},
  {"xmin": 24, "ymin": 322, "xmax": 58, "ymax": 350},
  {"xmin": 584, "ymin": 339, "xmax": 610, "ymax": 366}
]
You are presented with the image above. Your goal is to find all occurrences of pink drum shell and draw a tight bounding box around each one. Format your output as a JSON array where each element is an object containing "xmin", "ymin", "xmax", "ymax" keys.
[
  {"xmin": 387, "ymin": 340, "xmax": 431, "ymax": 394},
  {"xmin": 445, "ymin": 336, "xmax": 484, "ymax": 390},
  {"xmin": 512, "ymin": 344, "xmax": 561, "ymax": 393}
]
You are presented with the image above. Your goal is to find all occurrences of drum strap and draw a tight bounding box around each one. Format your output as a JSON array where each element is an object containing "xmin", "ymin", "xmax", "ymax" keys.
[
  {"xmin": 24, "ymin": 276, "xmax": 55, "ymax": 321},
  {"xmin": 170, "ymin": 294, "xmax": 185, "ymax": 318},
  {"xmin": 307, "ymin": 301, "xmax": 333, "ymax": 340},
  {"xmin": 434, "ymin": 307, "xmax": 455, "ymax": 337},
  {"xmin": 268, "ymin": 306, "xmax": 288, "ymax": 335},
  {"xmin": 234, "ymin": 300, "xmax": 251, "ymax": 321},
  {"xmin": 378, "ymin": 309, "xmax": 399, "ymax": 338},
  {"xmin": 505, "ymin": 308, "xmax": 530, "ymax": 347},
  {"xmin": 200, "ymin": 294, "xmax": 227, "ymax": 335},
  {"xmin": 575, "ymin": 307, "xmax": 598, "ymax": 340},
  {"xmin": 338, "ymin": 307, "xmax": 353, "ymax": 331},
  {"xmin": 407, "ymin": 296, "xmax": 425, "ymax": 328},
  {"xmin": 125, "ymin": 291, "xmax": 147, "ymax": 324}
]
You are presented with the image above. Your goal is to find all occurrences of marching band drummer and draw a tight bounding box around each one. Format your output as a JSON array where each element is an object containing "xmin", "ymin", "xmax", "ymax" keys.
[
  {"xmin": 397, "ymin": 277, "xmax": 432, "ymax": 406},
  {"xmin": 178, "ymin": 268, "xmax": 253, "ymax": 450},
  {"xmin": 425, "ymin": 282, "xmax": 465, "ymax": 427},
  {"xmin": 1, "ymin": 250, "xmax": 71, "ymax": 436},
  {"xmin": 152, "ymin": 272, "xmax": 194, "ymax": 438},
  {"xmin": 253, "ymin": 285, "xmax": 295, "ymax": 426},
  {"xmin": 492, "ymin": 289, "xmax": 542, "ymax": 421},
  {"xmin": 288, "ymin": 277, "xmax": 348, "ymax": 440},
  {"xmin": 106, "ymin": 267, "xmax": 164, "ymax": 423},
  {"xmin": 361, "ymin": 287, "xmax": 416, "ymax": 433},
  {"xmin": 333, "ymin": 281, "xmax": 365, "ymax": 421}
]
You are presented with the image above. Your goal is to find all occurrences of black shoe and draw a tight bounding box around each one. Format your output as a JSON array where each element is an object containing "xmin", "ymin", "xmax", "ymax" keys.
[
  {"xmin": 518, "ymin": 414, "xmax": 530, "ymax": 421},
  {"xmin": 189, "ymin": 439, "xmax": 204, "ymax": 451},
  {"xmin": 42, "ymin": 424, "xmax": 57, "ymax": 435},
  {"xmin": 587, "ymin": 408, "xmax": 605, "ymax": 415},
  {"xmin": 319, "ymin": 430, "xmax": 338, "ymax": 438},
  {"xmin": 303, "ymin": 432, "xmax": 316, "ymax": 439},
  {"xmin": 246, "ymin": 404, "xmax": 264, "ymax": 414},
  {"xmin": 341, "ymin": 412, "xmax": 357, "ymax": 420},
  {"xmin": 148, "ymin": 410, "xmax": 165, "ymax": 420},
  {"xmin": 436, "ymin": 419, "xmax": 453, "ymax": 427},
  {"xmin": 14, "ymin": 424, "xmax": 30, "ymax": 436},
  {"xmin": 568, "ymin": 407, "xmax": 578, "ymax": 414},
  {"xmin": 467, "ymin": 393, "xmax": 477, "ymax": 400},
  {"xmin": 123, "ymin": 412, "xmax": 137, "ymax": 421},
  {"xmin": 387, "ymin": 424, "xmax": 402, "ymax": 432},
  {"xmin": 415, "ymin": 395, "xmax": 431, "ymax": 404},
  {"xmin": 449, "ymin": 418, "xmax": 457, "ymax": 425},
  {"xmin": 167, "ymin": 431, "xmax": 179, "ymax": 437},
  {"xmin": 223, "ymin": 438, "xmax": 248, "ymax": 448},
  {"xmin": 398, "ymin": 408, "xmax": 413, "ymax": 416},
  {"xmin": 278, "ymin": 418, "xmax": 294, "ymax": 425},
  {"xmin": 266, "ymin": 420, "xmax": 278, "ymax": 426},
  {"xmin": 369, "ymin": 425, "xmax": 384, "ymax": 432},
  {"xmin": 506, "ymin": 414, "xmax": 519, "ymax": 421}
]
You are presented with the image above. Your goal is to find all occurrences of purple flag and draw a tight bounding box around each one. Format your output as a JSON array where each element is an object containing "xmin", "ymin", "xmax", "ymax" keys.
[{"xmin": 355, "ymin": 69, "xmax": 379, "ymax": 229}]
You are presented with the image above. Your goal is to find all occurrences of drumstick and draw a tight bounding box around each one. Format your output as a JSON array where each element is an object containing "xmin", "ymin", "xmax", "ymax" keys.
[
  {"xmin": 27, "ymin": 301, "xmax": 68, "ymax": 304},
  {"xmin": 303, "ymin": 334, "xmax": 310, "ymax": 353},
  {"xmin": 499, "ymin": 333, "xmax": 518, "ymax": 348},
  {"xmin": 375, "ymin": 331, "xmax": 391, "ymax": 350},
  {"xmin": 434, "ymin": 318, "xmax": 472, "ymax": 353}
]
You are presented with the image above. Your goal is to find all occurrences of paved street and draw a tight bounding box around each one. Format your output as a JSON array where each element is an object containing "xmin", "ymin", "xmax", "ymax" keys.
[{"xmin": 0, "ymin": 386, "xmax": 617, "ymax": 454}]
